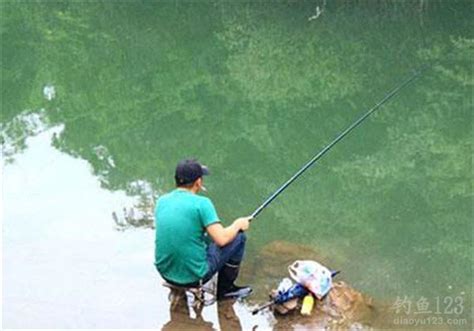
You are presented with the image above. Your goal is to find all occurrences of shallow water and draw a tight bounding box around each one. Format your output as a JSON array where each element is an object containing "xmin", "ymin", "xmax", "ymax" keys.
[{"xmin": 2, "ymin": 1, "xmax": 472, "ymax": 329}]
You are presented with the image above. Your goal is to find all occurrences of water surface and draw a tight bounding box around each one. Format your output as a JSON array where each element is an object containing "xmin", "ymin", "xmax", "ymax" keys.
[{"xmin": 2, "ymin": 1, "xmax": 472, "ymax": 329}]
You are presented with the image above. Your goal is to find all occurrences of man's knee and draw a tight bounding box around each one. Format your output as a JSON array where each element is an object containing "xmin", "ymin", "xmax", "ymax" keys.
[
  {"xmin": 235, "ymin": 232, "xmax": 246, "ymax": 245},
  {"xmin": 227, "ymin": 232, "xmax": 246, "ymax": 264}
]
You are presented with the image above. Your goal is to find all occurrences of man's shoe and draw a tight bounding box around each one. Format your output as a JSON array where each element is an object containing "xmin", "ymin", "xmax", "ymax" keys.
[{"xmin": 218, "ymin": 284, "xmax": 253, "ymax": 300}]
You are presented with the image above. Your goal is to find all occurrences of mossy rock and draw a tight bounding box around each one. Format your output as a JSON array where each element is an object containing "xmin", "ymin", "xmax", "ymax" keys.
[{"xmin": 247, "ymin": 240, "xmax": 377, "ymax": 330}]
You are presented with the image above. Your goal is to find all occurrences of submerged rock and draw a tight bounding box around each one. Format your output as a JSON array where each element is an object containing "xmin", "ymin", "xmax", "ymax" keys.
[{"xmin": 256, "ymin": 241, "xmax": 330, "ymax": 276}]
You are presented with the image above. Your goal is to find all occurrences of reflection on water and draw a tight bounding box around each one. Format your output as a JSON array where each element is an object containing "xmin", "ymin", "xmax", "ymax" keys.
[
  {"xmin": 112, "ymin": 193, "xmax": 155, "ymax": 231},
  {"xmin": 1, "ymin": 109, "xmax": 51, "ymax": 163},
  {"xmin": 2, "ymin": 128, "xmax": 161, "ymax": 328},
  {"xmin": 163, "ymin": 299, "xmax": 241, "ymax": 331},
  {"xmin": 1, "ymin": 127, "xmax": 273, "ymax": 329},
  {"xmin": 2, "ymin": 1, "xmax": 472, "ymax": 329}
]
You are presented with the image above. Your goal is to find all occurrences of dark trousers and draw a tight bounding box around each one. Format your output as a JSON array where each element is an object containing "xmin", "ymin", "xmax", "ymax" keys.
[
  {"xmin": 202, "ymin": 232, "xmax": 246, "ymax": 283},
  {"xmin": 163, "ymin": 232, "xmax": 246, "ymax": 287}
]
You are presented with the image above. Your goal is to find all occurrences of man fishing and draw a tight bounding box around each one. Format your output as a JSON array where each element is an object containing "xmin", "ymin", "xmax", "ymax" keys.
[{"xmin": 154, "ymin": 159, "xmax": 253, "ymax": 299}]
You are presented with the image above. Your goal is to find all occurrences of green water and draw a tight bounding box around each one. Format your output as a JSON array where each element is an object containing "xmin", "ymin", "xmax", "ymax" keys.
[{"xmin": 2, "ymin": 0, "xmax": 472, "ymax": 329}]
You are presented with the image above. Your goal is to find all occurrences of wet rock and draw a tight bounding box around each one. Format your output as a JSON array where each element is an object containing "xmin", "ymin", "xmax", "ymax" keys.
[
  {"xmin": 267, "ymin": 281, "xmax": 375, "ymax": 330},
  {"xmin": 320, "ymin": 281, "xmax": 374, "ymax": 321},
  {"xmin": 250, "ymin": 240, "xmax": 376, "ymax": 330}
]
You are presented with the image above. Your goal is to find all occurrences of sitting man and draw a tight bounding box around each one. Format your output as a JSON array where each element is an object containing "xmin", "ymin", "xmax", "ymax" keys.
[{"xmin": 154, "ymin": 159, "xmax": 252, "ymax": 299}]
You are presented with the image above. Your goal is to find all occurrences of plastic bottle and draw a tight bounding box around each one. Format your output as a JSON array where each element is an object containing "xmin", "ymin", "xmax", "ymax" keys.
[{"xmin": 300, "ymin": 294, "xmax": 314, "ymax": 315}]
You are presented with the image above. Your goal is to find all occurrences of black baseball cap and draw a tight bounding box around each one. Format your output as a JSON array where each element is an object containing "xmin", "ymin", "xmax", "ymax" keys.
[{"xmin": 175, "ymin": 159, "xmax": 210, "ymax": 186}]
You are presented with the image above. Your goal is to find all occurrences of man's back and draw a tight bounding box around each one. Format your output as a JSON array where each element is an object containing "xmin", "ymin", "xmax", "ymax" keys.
[{"xmin": 154, "ymin": 189, "xmax": 219, "ymax": 284}]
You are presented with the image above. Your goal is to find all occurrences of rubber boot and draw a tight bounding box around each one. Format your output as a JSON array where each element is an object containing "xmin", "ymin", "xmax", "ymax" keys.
[{"xmin": 217, "ymin": 263, "xmax": 252, "ymax": 300}]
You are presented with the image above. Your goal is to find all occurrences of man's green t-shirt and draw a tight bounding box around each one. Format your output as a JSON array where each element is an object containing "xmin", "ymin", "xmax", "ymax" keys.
[{"xmin": 154, "ymin": 189, "xmax": 219, "ymax": 284}]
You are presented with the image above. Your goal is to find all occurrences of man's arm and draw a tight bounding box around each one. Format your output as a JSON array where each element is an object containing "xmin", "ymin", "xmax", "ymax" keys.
[{"xmin": 206, "ymin": 216, "xmax": 252, "ymax": 247}]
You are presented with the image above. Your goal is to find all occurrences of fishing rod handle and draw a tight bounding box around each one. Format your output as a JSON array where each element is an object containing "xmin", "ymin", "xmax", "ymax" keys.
[{"xmin": 251, "ymin": 301, "xmax": 274, "ymax": 315}]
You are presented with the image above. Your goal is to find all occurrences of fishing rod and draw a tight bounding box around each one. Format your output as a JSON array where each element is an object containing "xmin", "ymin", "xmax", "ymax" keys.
[{"xmin": 250, "ymin": 64, "xmax": 430, "ymax": 219}]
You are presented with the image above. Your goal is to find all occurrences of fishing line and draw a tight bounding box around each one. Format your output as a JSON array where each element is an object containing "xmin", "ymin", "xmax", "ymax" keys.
[{"xmin": 250, "ymin": 63, "xmax": 432, "ymax": 219}]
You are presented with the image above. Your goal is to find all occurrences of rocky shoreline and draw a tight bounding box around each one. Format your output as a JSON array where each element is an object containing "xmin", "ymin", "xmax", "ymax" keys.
[{"xmin": 247, "ymin": 240, "xmax": 377, "ymax": 330}]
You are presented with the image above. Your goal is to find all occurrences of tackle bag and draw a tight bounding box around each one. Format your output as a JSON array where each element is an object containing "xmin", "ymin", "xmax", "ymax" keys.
[{"xmin": 288, "ymin": 260, "xmax": 332, "ymax": 299}]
